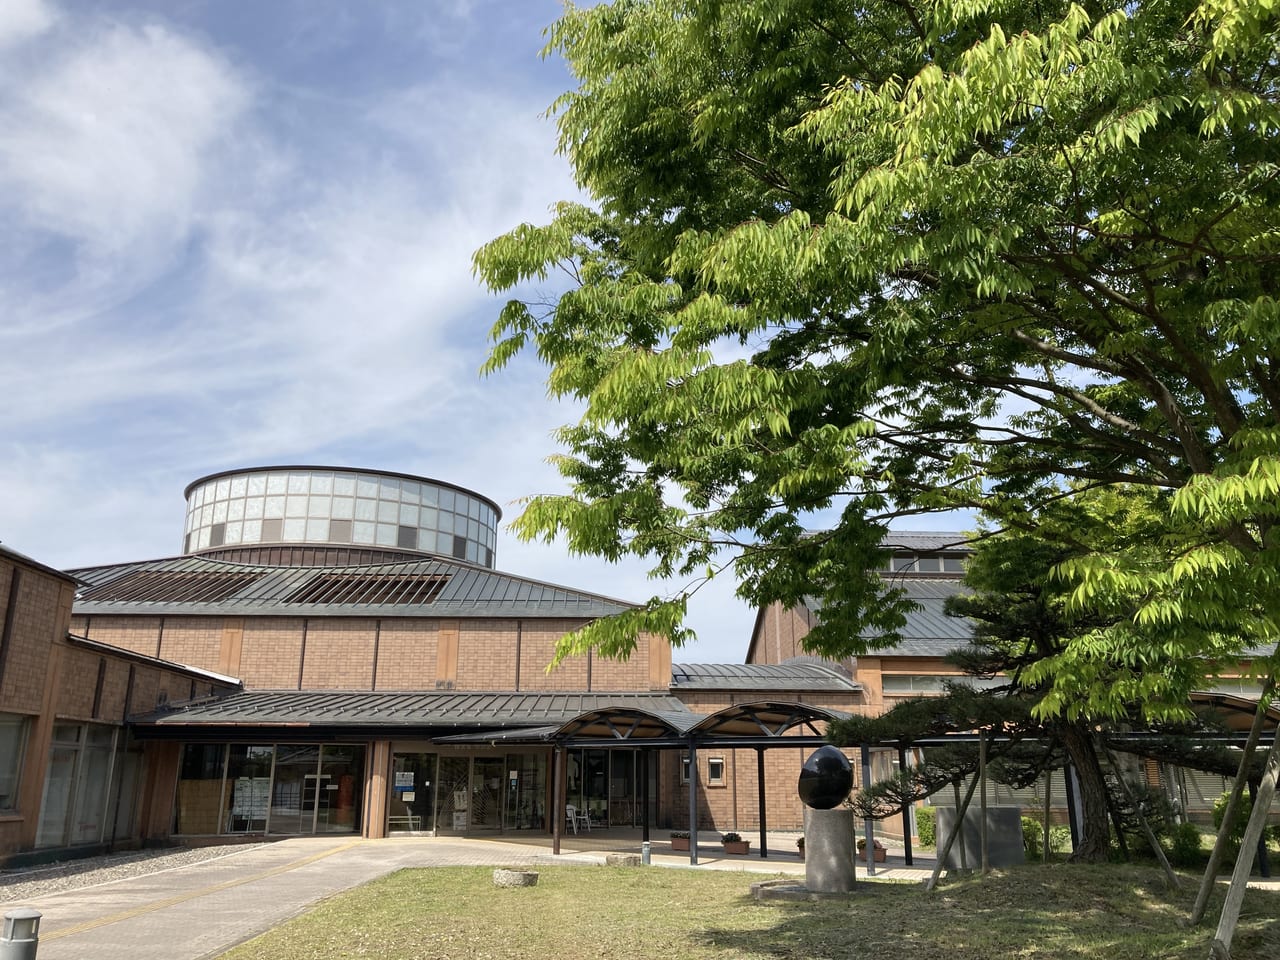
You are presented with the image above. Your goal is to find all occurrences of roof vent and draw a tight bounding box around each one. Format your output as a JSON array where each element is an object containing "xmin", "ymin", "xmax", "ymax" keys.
[
  {"xmin": 78, "ymin": 570, "xmax": 266, "ymax": 603},
  {"xmin": 284, "ymin": 573, "xmax": 450, "ymax": 605}
]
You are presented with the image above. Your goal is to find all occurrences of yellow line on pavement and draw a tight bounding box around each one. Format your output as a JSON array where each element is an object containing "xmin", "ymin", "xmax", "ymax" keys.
[{"xmin": 40, "ymin": 840, "xmax": 365, "ymax": 942}]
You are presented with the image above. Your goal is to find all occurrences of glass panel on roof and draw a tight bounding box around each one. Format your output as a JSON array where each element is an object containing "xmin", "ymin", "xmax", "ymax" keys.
[
  {"xmin": 401, "ymin": 481, "xmax": 420, "ymax": 502},
  {"xmin": 264, "ymin": 496, "xmax": 285, "ymax": 519},
  {"xmin": 225, "ymin": 521, "xmax": 242, "ymax": 544},
  {"xmin": 331, "ymin": 497, "xmax": 354, "ymax": 519},
  {"xmin": 247, "ymin": 474, "xmax": 267, "ymax": 496},
  {"xmin": 308, "ymin": 496, "xmax": 330, "ymax": 518},
  {"xmin": 380, "ymin": 478, "xmax": 400, "ymax": 500},
  {"xmin": 283, "ymin": 518, "xmax": 306, "ymax": 540},
  {"xmin": 375, "ymin": 523, "xmax": 397, "ymax": 546},
  {"xmin": 215, "ymin": 478, "xmax": 231, "ymax": 500},
  {"xmin": 244, "ymin": 497, "xmax": 264, "ymax": 519},
  {"xmin": 242, "ymin": 519, "xmax": 262, "ymax": 541},
  {"xmin": 419, "ymin": 507, "xmax": 437, "ymax": 531},
  {"xmin": 229, "ymin": 476, "xmax": 247, "ymax": 498},
  {"xmin": 287, "ymin": 473, "xmax": 309, "ymax": 495},
  {"xmin": 420, "ymin": 485, "xmax": 439, "ymax": 507},
  {"xmin": 310, "ymin": 473, "xmax": 333, "ymax": 495},
  {"xmin": 266, "ymin": 474, "xmax": 287, "ymax": 495},
  {"xmin": 333, "ymin": 474, "xmax": 356, "ymax": 497},
  {"xmin": 355, "ymin": 498, "xmax": 376, "ymax": 521},
  {"xmin": 306, "ymin": 518, "xmax": 329, "ymax": 541},
  {"xmin": 377, "ymin": 501, "xmax": 398, "ymax": 524},
  {"xmin": 227, "ymin": 499, "xmax": 245, "ymax": 521},
  {"xmin": 399, "ymin": 503, "xmax": 418, "ymax": 526},
  {"xmin": 357, "ymin": 476, "xmax": 379, "ymax": 498},
  {"xmin": 353, "ymin": 521, "xmax": 375, "ymax": 544},
  {"xmin": 212, "ymin": 501, "xmax": 228, "ymax": 523},
  {"xmin": 438, "ymin": 489, "xmax": 454, "ymax": 511},
  {"xmin": 285, "ymin": 496, "xmax": 307, "ymax": 518}
]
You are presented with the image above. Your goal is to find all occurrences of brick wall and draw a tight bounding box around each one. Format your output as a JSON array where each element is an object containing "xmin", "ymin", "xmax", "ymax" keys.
[
  {"xmin": 748, "ymin": 603, "xmax": 816, "ymax": 664},
  {"xmin": 301, "ymin": 619, "xmax": 376, "ymax": 689}
]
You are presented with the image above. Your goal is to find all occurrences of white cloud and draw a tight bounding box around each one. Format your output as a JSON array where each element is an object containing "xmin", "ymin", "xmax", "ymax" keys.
[
  {"xmin": 0, "ymin": 14, "xmax": 251, "ymax": 333},
  {"xmin": 0, "ymin": 0, "xmax": 55, "ymax": 49}
]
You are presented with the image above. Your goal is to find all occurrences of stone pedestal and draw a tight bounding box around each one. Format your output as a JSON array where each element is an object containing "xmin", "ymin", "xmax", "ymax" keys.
[{"xmin": 804, "ymin": 806, "xmax": 856, "ymax": 893}]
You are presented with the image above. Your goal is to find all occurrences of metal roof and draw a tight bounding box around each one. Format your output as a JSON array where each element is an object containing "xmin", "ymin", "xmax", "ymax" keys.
[
  {"xmin": 67, "ymin": 554, "xmax": 634, "ymax": 619},
  {"xmin": 880, "ymin": 531, "xmax": 973, "ymax": 552},
  {"xmin": 131, "ymin": 689, "xmax": 687, "ymax": 728},
  {"xmin": 801, "ymin": 578, "xmax": 975, "ymax": 657},
  {"xmin": 670, "ymin": 661, "xmax": 858, "ymax": 691}
]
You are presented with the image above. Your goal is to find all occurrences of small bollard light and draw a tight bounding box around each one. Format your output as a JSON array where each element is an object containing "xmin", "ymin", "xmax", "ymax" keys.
[
  {"xmin": 641, "ymin": 841, "xmax": 651, "ymax": 865},
  {"xmin": 1, "ymin": 908, "xmax": 42, "ymax": 960}
]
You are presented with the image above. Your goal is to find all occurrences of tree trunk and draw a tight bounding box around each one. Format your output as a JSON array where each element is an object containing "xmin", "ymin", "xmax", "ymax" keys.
[{"xmin": 1057, "ymin": 724, "xmax": 1112, "ymax": 862}]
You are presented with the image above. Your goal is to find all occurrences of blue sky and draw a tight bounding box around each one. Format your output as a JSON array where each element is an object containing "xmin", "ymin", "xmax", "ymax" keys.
[
  {"xmin": 0, "ymin": 0, "xmax": 962, "ymax": 665},
  {"xmin": 0, "ymin": 0, "xmax": 770, "ymax": 663}
]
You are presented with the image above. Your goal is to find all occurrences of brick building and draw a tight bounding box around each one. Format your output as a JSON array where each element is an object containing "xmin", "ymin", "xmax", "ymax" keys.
[
  {"xmin": 0, "ymin": 545, "xmax": 239, "ymax": 862},
  {"xmin": 3, "ymin": 466, "xmax": 878, "ymax": 863},
  {"xmin": 7, "ymin": 471, "xmax": 1261, "ymax": 864}
]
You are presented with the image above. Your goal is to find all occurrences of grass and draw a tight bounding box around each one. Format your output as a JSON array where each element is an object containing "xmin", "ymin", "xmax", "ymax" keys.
[{"xmin": 222, "ymin": 863, "xmax": 1280, "ymax": 960}]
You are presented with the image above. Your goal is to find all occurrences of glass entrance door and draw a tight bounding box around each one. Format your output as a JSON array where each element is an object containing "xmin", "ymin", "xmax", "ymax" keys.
[
  {"xmin": 468, "ymin": 758, "xmax": 505, "ymax": 831},
  {"xmin": 269, "ymin": 745, "xmax": 321, "ymax": 835}
]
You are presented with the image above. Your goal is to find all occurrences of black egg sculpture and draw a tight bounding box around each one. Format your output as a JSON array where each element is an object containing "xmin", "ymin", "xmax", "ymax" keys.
[{"xmin": 798, "ymin": 745, "xmax": 854, "ymax": 809}]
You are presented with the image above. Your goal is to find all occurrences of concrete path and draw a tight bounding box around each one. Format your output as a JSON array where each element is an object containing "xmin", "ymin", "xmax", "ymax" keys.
[{"xmin": 5, "ymin": 835, "xmax": 933, "ymax": 960}]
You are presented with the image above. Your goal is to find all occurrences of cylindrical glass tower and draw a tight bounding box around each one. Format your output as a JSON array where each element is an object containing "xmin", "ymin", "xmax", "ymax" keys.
[{"xmin": 182, "ymin": 466, "xmax": 501, "ymax": 567}]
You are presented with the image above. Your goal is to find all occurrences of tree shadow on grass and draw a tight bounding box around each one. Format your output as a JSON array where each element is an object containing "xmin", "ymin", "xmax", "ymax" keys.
[{"xmin": 703, "ymin": 866, "xmax": 1280, "ymax": 960}]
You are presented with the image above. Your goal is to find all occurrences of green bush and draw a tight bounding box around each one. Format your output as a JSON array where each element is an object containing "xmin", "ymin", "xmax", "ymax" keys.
[
  {"xmin": 1022, "ymin": 817, "xmax": 1044, "ymax": 857},
  {"xmin": 1049, "ymin": 825, "xmax": 1072, "ymax": 854},
  {"xmin": 1166, "ymin": 822, "xmax": 1205, "ymax": 868},
  {"xmin": 916, "ymin": 806, "xmax": 936, "ymax": 847},
  {"xmin": 1213, "ymin": 790, "xmax": 1252, "ymax": 856}
]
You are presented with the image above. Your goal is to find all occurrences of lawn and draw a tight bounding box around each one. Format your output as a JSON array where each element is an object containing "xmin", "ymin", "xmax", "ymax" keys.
[{"xmin": 221, "ymin": 863, "xmax": 1280, "ymax": 959}]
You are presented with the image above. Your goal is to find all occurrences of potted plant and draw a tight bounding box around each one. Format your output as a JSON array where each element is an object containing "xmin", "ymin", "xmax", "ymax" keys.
[
  {"xmin": 670, "ymin": 830, "xmax": 690, "ymax": 851},
  {"xmin": 796, "ymin": 836, "xmax": 805, "ymax": 860},
  {"xmin": 721, "ymin": 832, "xmax": 750, "ymax": 855},
  {"xmin": 857, "ymin": 837, "xmax": 887, "ymax": 862}
]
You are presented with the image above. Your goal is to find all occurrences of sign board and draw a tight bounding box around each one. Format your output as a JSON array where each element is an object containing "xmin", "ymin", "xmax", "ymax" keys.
[
  {"xmin": 231, "ymin": 778, "xmax": 269, "ymax": 820},
  {"xmin": 452, "ymin": 811, "xmax": 468, "ymax": 830},
  {"xmin": 394, "ymin": 772, "xmax": 414, "ymax": 789}
]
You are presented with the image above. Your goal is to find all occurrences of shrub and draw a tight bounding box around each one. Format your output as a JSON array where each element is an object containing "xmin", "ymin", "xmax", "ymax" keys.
[
  {"xmin": 1213, "ymin": 790, "xmax": 1252, "ymax": 856},
  {"xmin": 1048, "ymin": 825, "xmax": 1072, "ymax": 854},
  {"xmin": 721, "ymin": 832, "xmax": 742, "ymax": 843},
  {"xmin": 916, "ymin": 806, "xmax": 936, "ymax": 847},
  {"xmin": 1166, "ymin": 822, "xmax": 1205, "ymax": 868},
  {"xmin": 1022, "ymin": 817, "xmax": 1044, "ymax": 857}
]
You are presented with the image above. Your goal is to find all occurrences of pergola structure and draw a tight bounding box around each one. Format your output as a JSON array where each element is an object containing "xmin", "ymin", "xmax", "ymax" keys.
[{"xmin": 442, "ymin": 699, "xmax": 850, "ymax": 863}]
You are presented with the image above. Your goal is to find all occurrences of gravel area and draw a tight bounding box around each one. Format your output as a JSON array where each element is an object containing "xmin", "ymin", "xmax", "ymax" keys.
[{"xmin": 0, "ymin": 844, "xmax": 269, "ymax": 904}]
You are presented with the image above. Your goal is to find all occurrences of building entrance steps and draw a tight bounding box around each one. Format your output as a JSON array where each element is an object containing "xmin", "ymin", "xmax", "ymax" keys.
[{"xmin": 4, "ymin": 833, "xmax": 935, "ymax": 960}]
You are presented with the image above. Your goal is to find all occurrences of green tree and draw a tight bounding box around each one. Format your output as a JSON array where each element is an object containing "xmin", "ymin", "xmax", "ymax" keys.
[
  {"xmin": 476, "ymin": 0, "xmax": 1279, "ymax": 684},
  {"xmin": 475, "ymin": 0, "xmax": 1277, "ymax": 943}
]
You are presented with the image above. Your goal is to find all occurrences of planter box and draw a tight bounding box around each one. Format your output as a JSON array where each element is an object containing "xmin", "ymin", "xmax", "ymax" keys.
[
  {"xmin": 723, "ymin": 841, "xmax": 750, "ymax": 855},
  {"xmin": 671, "ymin": 837, "xmax": 690, "ymax": 851},
  {"xmin": 858, "ymin": 839, "xmax": 887, "ymax": 862}
]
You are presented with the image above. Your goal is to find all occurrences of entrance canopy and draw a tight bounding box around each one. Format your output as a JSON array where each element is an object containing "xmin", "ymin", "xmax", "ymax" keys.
[
  {"xmin": 434, "ymin": 700, "xmax": 850, "ymax": 749},
  {"xmin": 130, "ymin": 689, "xmax": 850, "ymax": 749}
]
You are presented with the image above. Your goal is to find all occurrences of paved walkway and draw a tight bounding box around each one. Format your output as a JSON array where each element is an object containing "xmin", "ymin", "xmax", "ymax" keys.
[{"xmin": 2, "ymin": 833, "xmax": 934, "ymax": 960}]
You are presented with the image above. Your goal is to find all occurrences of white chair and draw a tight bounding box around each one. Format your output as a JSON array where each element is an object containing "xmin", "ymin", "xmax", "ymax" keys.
[
  {"xmin": 565, "ymin": 804, "xmax": 581, "ymax": 834},
  {"xmin": 578, "ymin": 805, "xmax": 600, "ymax": 830}
]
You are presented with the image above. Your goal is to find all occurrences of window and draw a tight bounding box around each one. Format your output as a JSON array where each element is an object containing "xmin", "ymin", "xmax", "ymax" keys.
[
  {"xmin": 680, "ymin": 755, "xmax": 690, "ymax": 783},
  {"xmin": 0, "ymin": 714, "xmax": 29, "ymax": 812},
  {"xmin": 707, "ymin": 758, "xmax": 726, "ymax": 786}
]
